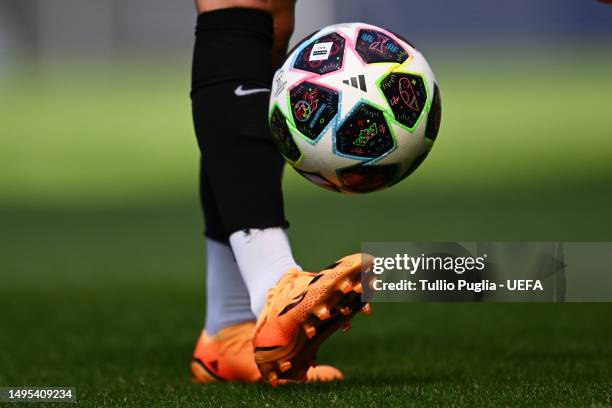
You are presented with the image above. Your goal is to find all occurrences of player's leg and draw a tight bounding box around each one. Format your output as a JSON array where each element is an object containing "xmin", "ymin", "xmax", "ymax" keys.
[
  {"xmin": 189, "ymin": 4, "xmax": 295, "ymax": 383},
  {"xmin": 191, "ymin": 4, "xmax": 298, "ymax": 317},
  {"xmin": 190, "ymin": 3, "xmax": 342, "ymax": 384},
  {"xmin": 189, "ymin": 4, "xmax": 276, "ymax": 379},
  {"xmin": 191, "ymin": 2, "xmax": 370, "ymax": 385},
  {"xmin": 191, "ymin": 160, "xmax": 261, "ymax": 383}
]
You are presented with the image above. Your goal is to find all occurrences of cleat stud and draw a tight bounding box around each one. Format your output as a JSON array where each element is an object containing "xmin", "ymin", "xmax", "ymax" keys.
[
  {"xmin": 268, "ymin": 372, "xmax": 279, "ymax": 386},
  {"xmin": 304, "ymin": 323, "xmax": 316, "ymax": 339},
  {"xmin": 314, "ymin": 305, "xmax": 331, "ymax": 320},
  {"xmin": 340, "ymin": 306, "xmax": 351, "ymax": 316},
  {"xmin": 353, "ymin": 282, "xmax": 363, "ymax": 294},
  {"xmin": 279, "ymin": 361, "xmax": 292, "ymax": 372},
  {"xmin": 361, "ymin": 303, "xmax": 372, "ymax": 315},
  {"xmin": 342, "ymin": 321, "xmax": 352, "ymax": 332},
  {"xmin": 338, "ymin": 279, "xmax": 352, "ymax": 294}
]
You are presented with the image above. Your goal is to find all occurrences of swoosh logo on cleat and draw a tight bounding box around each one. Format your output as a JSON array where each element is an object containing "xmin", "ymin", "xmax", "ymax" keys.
[
  {"xmin": 278, "ymin": 291, "xmax": 308, "ymax": 316},
  {"xmin": 234, "ymin": 85, "xmax": 271, "ymax": 96}
]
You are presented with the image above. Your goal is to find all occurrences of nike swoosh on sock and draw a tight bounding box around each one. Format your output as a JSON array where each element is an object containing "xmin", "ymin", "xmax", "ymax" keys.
[{"xmin": 234, "ymin": 85, "xmax": 271, "ymax": 96}]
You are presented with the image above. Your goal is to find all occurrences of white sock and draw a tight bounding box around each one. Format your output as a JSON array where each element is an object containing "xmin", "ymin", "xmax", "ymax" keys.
[
  {"xmin": 204, "ymin": 238, "xmax": 255, "ymax": 336},
  {"xmin": 229, "ymin": 228, "xmax": 300, "ymax": 316}
]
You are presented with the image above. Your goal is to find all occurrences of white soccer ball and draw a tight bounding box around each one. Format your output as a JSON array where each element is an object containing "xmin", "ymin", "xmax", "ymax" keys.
[{"xmin": 269, "ymin": 22, "xmax": 441, "ymax": 193}]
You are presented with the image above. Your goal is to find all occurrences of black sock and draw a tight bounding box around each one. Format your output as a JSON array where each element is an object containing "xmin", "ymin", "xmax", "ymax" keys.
[
  {"xmin": 191, "ymin": 8, "xmax": 289, "ymax": 241},
  {"xmin": 191, "ymin": 7, "xmax": 274, "ymax": 91}
]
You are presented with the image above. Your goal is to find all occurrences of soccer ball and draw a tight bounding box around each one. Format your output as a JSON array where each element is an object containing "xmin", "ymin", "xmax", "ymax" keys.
[{"xmin": 268, "ymin": 22, "xmax": 441, "ymax": 193}]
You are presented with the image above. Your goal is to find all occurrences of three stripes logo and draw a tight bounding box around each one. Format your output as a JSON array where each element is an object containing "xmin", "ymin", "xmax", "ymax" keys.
[{"xmin": 342, "ymin": 75, "xmax": 367, "ymax": 92}]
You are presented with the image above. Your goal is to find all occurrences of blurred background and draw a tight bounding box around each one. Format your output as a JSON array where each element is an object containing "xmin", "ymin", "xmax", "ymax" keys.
[{"xmin": 1, "ymin": 0, "xmax": 612, "ymax": 405}]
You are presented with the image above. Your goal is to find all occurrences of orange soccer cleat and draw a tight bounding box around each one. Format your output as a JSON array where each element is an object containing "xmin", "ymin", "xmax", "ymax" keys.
[
  {"xmin": 252, "ymin": 253, "xmax": 374, "ymax": 386},
  {"xmin": 191, "ymin": 321, "xmax": 344, "ymax": 383}
]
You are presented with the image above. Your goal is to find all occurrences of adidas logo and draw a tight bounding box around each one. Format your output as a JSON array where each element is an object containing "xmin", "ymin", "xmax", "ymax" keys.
[{"xmin": 342, "ymin": 75, "xmax": 367, "ymax": 92}]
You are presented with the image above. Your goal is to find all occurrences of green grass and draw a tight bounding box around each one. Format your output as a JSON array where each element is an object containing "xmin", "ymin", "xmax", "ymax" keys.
[
  {"xmin": 2, "ymin": 205, "xmax": 612, "ymax": 407},
  {"xmin": 1, "ymin": 54, "xmax": 612, "ymax": 406}
]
